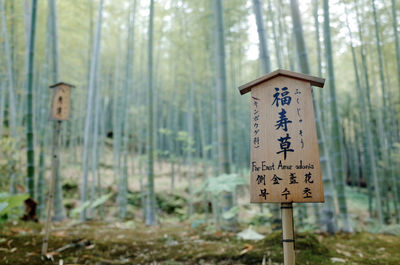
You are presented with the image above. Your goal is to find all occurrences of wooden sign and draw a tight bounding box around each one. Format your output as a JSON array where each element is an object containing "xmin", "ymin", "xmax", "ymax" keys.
[
  {"xmin": 49, "ymin": 82, "xmax": 74, "ymax": 120},
  {"xmin": 239, "ymin": 69, "xmax": 325, "ymax": 203}
]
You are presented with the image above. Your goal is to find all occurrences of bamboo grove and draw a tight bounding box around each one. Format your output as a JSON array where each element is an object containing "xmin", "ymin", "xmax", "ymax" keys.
[{"xmin": 0, "ymin": 0, "xmax": 399, "ymax": 234}]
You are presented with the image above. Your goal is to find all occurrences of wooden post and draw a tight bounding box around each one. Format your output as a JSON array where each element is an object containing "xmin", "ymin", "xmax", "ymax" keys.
[
  {"xmin": 281, "ymin": 202, "xmax": 295, "ymax": 265},
  {"xmin": 42, "ymin": 120, "xmax": 61, "ymax": 255},
  {"xmin": 42, "ymin": 82, "xmax": 74, "ymax": 256}
]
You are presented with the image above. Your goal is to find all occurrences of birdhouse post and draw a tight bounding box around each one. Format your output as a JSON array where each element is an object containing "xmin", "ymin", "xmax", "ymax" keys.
[
  {"xmin": 42, "ymin": 82, "xmax": 74, "ymax": 256},
  {"xmin": 238, "ymin": 69, "xmax": 325, "ymax": 265}
]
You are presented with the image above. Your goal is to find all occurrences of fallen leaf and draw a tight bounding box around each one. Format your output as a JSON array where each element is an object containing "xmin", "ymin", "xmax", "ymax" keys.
[
  {"xmin": 45, "ymin": 251, "xmax": 59, "ymax": 259},
  {"xmin": 336, "ymin": 249, "xmax": 351, "ymax": 257},
  {"xmin": 331, "ymin": 257, "xmax": 346, "ymax": 263},
  {"xmin": 85, "ymin": 244, "xmax": 95, "ymax": 249},
  {"xmin": 335, "ymin": 243, "xmax": 347, "ymax": 249},
  {"xmin": 239, "ymin": 243, "xmax": 254, "ymax": 255},
  {"xmin": 10, "ymin": 247, "xmax": 17, "ymax": 253},
  {"xmin": 53, "ymin": 231, "xmax": 67, "ymax": 238}
]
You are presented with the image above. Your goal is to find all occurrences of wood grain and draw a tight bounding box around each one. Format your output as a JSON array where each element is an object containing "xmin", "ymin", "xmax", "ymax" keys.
[{"xmin": 249, "ymin": 75, "xmax": 323, "ymax": 203}]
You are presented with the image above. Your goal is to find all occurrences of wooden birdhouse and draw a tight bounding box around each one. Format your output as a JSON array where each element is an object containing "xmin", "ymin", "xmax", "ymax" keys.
[
  {"xmin": 49, "ymin": 82, "xmax": 74, "ymax": 120},
  {"xmin": 239, "ymin": 69, "xmax": 325, "ymax": 203}
]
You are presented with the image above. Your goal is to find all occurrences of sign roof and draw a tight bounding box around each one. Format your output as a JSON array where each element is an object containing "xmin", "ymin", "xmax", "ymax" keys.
[
  {"xmin": 238, "ymin": 69, "xmax": 325, "ymax": 95},
  {"xmin": 49, "ymin": 82, "xmax": 75, "ymax": 89}
]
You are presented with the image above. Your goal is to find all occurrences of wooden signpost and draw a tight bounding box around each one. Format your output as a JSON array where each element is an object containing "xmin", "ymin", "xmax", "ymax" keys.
[
  {"xmin": 239, "ymin": 69, "xmax": 325, "ymax": 265},
  {"xmin": 42, "ymin": 82, "xmax": 74, "ymax": 256}
]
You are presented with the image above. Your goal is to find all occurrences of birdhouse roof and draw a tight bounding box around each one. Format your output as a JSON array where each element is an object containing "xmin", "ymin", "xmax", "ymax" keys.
[
  {"xmin": 49, "ymin": 82, "xmax": 75, "ymax": 89},
  {"xmin": 238, "ymin": 69, "xmax": 325, "ymax": 95}
]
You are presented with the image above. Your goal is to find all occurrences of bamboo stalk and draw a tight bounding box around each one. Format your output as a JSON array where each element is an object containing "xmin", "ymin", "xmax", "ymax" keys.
[{"xmin": 281, "ymin": 202, "xmax": 295, "ymax": 265}]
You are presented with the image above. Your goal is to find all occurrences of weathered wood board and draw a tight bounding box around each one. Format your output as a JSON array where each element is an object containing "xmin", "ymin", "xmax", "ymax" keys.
[
  {"xmin": 50, "ymin": 83, "xmax": 71, "ymax": 120},
  {"xmin": 241, "ymin": 71, "xmax": 324, "ymax": 203}
]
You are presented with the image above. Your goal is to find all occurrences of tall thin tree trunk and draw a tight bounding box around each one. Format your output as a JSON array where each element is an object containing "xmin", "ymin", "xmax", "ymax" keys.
[
  {"xmin": 48, "ymin": 0, "xmax": 65, "ymax": 221},
  {"xmin": 195, "ymin": 94, "xmax": 210, "ymax": 215},
  {"xmin": 277, "ymin": 0, "xmax": 285, "ymax": 68},
  {"xmin": 0, "ymin": 83, "xmax": 5, "ymax": 136},
  {"xmin": 213, "ymin": 0, "xmax": 231, "ymax": 175},
  {"xmin": 145, "ymin": 0, "xmax": 156, "ymax": 226},
  {"xmin": 112, "ymin": 53, "xmax": 122, "ymax": 186},
  {"xmin": 371, "ymin": 0, "xmax": 388, "ymax": 122},
  {"xmin": 25, "ymin": 0, "xmax": 38, "ymax": 199},
  {"xmin": 118, "ymin": 0, "xmax": 137, "ymax": 219},
  {"xmin": 185, "ymin": 77, "xmax": 195, "ymax": 217},
  {"xmin": 213, "ymin": 0, "xmax": 235, "ymax": 231},
  {"xmin": 81, "ymin": 0, "xmax": 103, "ymax": 221},
  {"xmin": 313, "ymin": 0, "xmax": 326, "ymax": 129},
  {"xmin": 391, "ymin": 0, "xmax": 400, "ymax": 89},
  {"xmin": 0, "ymin": 0, "xmax": 16, "ymax": 139},
  {"xmin": 354, "ymin": 1, "xmax": 373, "ymax": 131},
  {"xmin": 290, "ymin": 0, "xmax": 309, "ymax": 73},
  {"xmin": 267, "ymin": 0, "xmax": 281, "ymax": 68},
  {"xmin": 35, "ymin": 1, "xmax": 52, "ymax": 220},
  {"xmin": 1, "ymin": 0, "xmax": 18, "ymax": 194},
  {"xmin": 354, "ymin": 1, "xmax": 375, "ymax": 218},
  {"xmin": 313, "ymin": 0, "xmax": 322, "ymax": 78},
  {"xmin": 323, "ymin": 0, "xmax": 352, "ymax": 232},
  {"xmin": 89, "ymin": 66, "xmax": 101, "ymax": 218},
  {"xmin": 252, "ymin": 0, "xmax": 271, "ymax": 73}
]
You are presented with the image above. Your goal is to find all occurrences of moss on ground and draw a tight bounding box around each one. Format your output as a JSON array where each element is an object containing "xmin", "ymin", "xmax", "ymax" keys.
[{"xmin": 0, "ymin": 221, "xmax": 399, "ymax": 264}]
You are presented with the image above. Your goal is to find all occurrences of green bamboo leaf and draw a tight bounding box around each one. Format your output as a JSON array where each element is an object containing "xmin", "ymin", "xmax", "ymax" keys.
[
  {"xmin": 70, "ymin": 201, "xmax": 91, "ymax": 218},
  {"xmin": 91, "ymin": 193, "xmax": 112, "ymax": 208},
  {"xmin": 222, "ymin": 206, "xmax": 240, "ymax": 220},
  {"xmin": 0, "ymin": 193, "xmax": 29, "ymax": 215}
]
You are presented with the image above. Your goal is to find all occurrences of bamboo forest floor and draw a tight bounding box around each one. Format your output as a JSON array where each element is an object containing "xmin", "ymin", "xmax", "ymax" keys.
[
  {"xmin": 2, "ymin": 155, "xmax": 400, "ymax": 264},
  {"xmin": 1, "ymin": 220, "xmax": 400, "ymax": 265}
]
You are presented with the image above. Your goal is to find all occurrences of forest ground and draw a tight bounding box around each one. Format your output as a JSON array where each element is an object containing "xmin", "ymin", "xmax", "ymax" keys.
[
  {"xmin": 1, "ymin": 153, "xmax": 400, "ymax": 264},
  {"xmin": 1, "ymin": 220, "xmax": 400, "ymax": 265}
]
